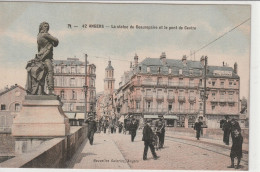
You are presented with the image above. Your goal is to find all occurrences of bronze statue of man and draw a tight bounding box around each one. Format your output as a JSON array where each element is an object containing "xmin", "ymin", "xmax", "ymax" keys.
[
  {"xmin": 37, "ymin": 22, "xmax": 59, "ymax": 94},
  {"xmin": 26, "ymin": 22, "xmax": 59, "ymax": 95}
]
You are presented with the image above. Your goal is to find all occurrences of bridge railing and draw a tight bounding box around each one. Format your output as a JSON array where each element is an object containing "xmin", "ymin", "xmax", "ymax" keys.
[{"xmin": 0, "ymin": 126, "xmax": 88, "ymax": 168}]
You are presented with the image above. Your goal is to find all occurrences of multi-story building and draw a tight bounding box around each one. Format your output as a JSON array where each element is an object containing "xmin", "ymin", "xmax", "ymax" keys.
[
  {"xmin": 0, "ymin": 84, "xmax": 26, "ymax": 133},
  {"xmin": 53, "ymin": 58, "xmax": 96, "ymax": 125},
  {"xmin": 96, "ymin": 61, "xmax": 116, "ymax": 121},
  {"xmin": 115, "ymin": 53, "xmax": 240, "ymax": 128}
]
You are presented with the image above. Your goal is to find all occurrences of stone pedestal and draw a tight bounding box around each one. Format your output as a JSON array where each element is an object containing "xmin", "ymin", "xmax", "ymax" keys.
[{"xmin": 12, "ymin": 95, "xmax": 70, "ymax": 154}]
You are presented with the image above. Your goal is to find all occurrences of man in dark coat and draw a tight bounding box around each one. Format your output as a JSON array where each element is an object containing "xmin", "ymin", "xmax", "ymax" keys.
[
  {"xmin": 118, "ymin": 122, "xmax": 123, "ymax": 133},
  {"xmin": 85, "ymin": 115, "xmax": 97, "ymax": 145},
  {"xmin": 142, "ymin": 120, "xmax": 159, "ymax": 160},
  {"xmin": 156, "ymin": 117, "xmax": 166, "ymax": 148},
  {"xmin": 103, "ymin": 120, "xmax": 108, "ymax": 133},
  {"xmin": 194, "ymin": 118, "xmax": 203, "ymax": 140},
  {"xmin": 228, "ymin": 129, "xmax": 243, "ymax": 169},
  {"xmin": 129, "ymin": 118, "xmax": 138, "ymax": 142},
  {"xmin": 222, "ymin": 116, "xmax": 231, "ymax": 145}
]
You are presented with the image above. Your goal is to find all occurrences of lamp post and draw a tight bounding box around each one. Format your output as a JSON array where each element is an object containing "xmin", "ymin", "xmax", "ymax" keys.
[
  {"xmin": 83, "ymin": 84, "xmax": 88, "ymax": 121},
  {"xmin": 203, "ymin": 56, "xmax": 208, "ymax": 118},
  {"xmin": 84, "ymin": 54, "xmax": 88, "ymax": 121},
  {"xmin": 200, "ymin": 56, "xmax": 209, "ymax": 125}
]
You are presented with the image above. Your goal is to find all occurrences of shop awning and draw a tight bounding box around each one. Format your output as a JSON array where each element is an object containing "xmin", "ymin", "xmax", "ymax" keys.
[
  {"xmin": 75, "ymin": 113, "xmax": 85, "ymax": 119},
  {"xmin": 144, "ymin": 115, "xmax": 159, "ymax": 119},
  {"xmin": 65, "ymin": 113, "xmax": 85, "ymax": 119},
  {"xmin": 164, "ymin": 115, "xmax": 178, "ymax": 119},
  {"xmin": 144, "ymin": 115, "xmax": 178, "ymax": 119},
  {"xmin": 65, "ymin": 113, "xmax": 76, "ymax": 119}
]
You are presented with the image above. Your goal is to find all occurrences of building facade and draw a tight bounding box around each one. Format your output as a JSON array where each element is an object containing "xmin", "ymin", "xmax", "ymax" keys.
[
  {"xmin": 53, "ymin": 58, "xmax": 96, "ymax": 124},
  {"xmin": 115, "ymin": 53, "xmax": 240, "ymax": 128},
  {"xmin": 0, "ymin": 84, "xmax": 26, "ymax": 133}
]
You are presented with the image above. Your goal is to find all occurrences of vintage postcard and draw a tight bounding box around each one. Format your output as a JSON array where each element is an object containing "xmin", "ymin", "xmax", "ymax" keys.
[{"xmin": 0, "ymin": 1, "xmax": 252, "ymax": 171}]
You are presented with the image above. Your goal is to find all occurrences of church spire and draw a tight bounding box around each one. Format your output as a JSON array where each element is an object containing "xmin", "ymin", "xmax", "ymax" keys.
[{"xmin": 104, "ymin": 60, "xmax": 115, "ymax": 95}]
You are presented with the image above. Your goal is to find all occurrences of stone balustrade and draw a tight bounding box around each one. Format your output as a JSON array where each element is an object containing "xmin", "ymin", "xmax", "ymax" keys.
[
  {"xmin": 0, "ymin": 126, "xmax": 87, "ymax": 168},
  {"xmin": 165, "ymin": 127, "xmax": 249, "ymax": 144}
]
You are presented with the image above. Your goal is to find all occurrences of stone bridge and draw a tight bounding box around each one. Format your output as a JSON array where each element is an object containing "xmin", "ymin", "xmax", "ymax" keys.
[{"xmin": 0, "ymin": 127, "xmax": 249, "ymax": 168}]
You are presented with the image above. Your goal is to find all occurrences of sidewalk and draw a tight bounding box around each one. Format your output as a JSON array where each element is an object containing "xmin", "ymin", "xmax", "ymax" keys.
[
  {"xmin": 166, "ymin": 132, "xmax": 249, "ymax": 154},
  {"xmin": 67, "ymin": 132, "xmax": 130, "ymax": 169}
]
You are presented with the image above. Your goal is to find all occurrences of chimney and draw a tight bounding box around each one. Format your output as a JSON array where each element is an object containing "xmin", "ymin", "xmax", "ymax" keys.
[
  {"xmin": 182, "ymin": 55, "xmax": 187, "ymax": 65},
  {"xmin": 200, "ymin": 56, "xmax": 205, "ymax": 66},
  {"xmin": 160, "ymin": 52, "xmax": 166, "ymax": 65},
  {"xmin": 234, "ymin": 62, "xmax": 238, "ymax": 74},
  {"xmin": 134, "ymin": 54, "xmax": 138, "ymax": 67}
]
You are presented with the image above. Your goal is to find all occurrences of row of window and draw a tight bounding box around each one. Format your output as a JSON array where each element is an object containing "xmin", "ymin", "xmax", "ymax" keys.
[
  {"xmin": 133, "ymin": 101, "xmax": 236, "ymax": 111},
  {"xmin": 59, "ymin": 90, "xmax": 96, "ymax": 100},
  {"xmin": 55, "ymin": 77, "xmax": 95, "ymax": 87},
  {"xmin": 144, "ymin": 67, "xmax": 199, "ymax": 75},
  {"xmin": 55, "ymin": 66, "xmax": 96, "ymax": 74},
  {"xmin": 143, "ymin": 89, "xmax": 195, "ymax": 97},
  {"xmin": 138, "ymin": 77, "xmax": 238, "ymax": 87},
  {"xmin": 140, "ymin": 89, "xmax": 235, "ymax": 97},
  {"xmin": 62, "ymin": 103, "xmax": 94, "ymax": 112}
]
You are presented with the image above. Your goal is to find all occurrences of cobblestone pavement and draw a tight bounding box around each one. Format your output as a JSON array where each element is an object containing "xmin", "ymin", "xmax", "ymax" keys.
[{"xmin": 68, "ymin": 131, "xmax": 248, "ymax": 170}]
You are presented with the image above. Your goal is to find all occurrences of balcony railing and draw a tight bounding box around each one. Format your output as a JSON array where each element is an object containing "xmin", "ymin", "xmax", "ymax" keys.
[
  {"xmin": 189, "ymin": 83, "xmax": 196, "ymax": 87},
  {"xmin": 210, "ymin": 98, "xmax": 218, "ymax": 102},
  {"xmin": 144, "ymin": 95, "xmax": 153, "ymax": 101},
  {"xmin": 209, "ymin": 98, "xmax": 237, "ymax": 103},
  {"xmin": 227, "ymin": 98, "xmax": 235, "ymax": 103},
  {"xmin": 219, "ymin": 98, "xmax": 227, "ymax": 102},
  {"xmin": 168, "ymin": 82, "xmax": 179, "ymax": 87},
  {"xmin": 129, "ymin": 108, "xmax": 199, "ymax": 114},
  {"xmin": 205, "ymin": 108, "xmax": 238, "ymax": 115},
  {"xmin": 179, "ymin": 82, "xmax": 185, "ymax": 87},
  {"xmin": 188, "ymin": 96, "xmax": 196, "ymax": 103},
  {"xmin": 178, "ymin": 96, "xmax": 186, "ymax": 102},
  {"xmin": 133, "ymin": 95, "xmax": 142, "ymax": 101},
  {"xmin": 157, "ymin": 81, "xmax": 168, "ymax": 86},
  {"xmin": 167, "ymin": 95, "xmax": 175, "ymax": 102},
  {"xmin": 138, "ymin": 81, "xmax": 199, "ymax": 88},
  {"xmin": 142, "ymin": 81, "xmax": 157, "ymax": 85},
  {"xmin": 177, "ymin": 109, "xmax": 198, "ymax": 114},
  {"xmin": 156, "ymin": 95, "xmax": 164, "ymax": 101}
]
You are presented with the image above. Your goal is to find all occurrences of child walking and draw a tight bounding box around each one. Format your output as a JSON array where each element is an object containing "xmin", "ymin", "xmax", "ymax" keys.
[{"xmin": 228, "ymin": 129, "xmax": 243, "ymax": 169}]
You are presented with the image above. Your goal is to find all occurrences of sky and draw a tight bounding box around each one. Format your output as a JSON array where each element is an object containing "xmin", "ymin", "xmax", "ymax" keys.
[{"xmin": 0, "ymin": 2, "xmax": 250, "ymax": 99}]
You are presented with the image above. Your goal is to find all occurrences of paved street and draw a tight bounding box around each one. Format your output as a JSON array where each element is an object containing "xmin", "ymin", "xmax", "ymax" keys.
[{"xmin": 68, "ymin": 131, "xmax": 248, "ymax": 170}]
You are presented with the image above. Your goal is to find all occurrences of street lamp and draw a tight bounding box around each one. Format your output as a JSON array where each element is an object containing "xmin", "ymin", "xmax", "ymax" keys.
[
  {"xmin": 200, "ymin": 56, "xmax": 208, "ymax": 127},
  {"xmin": 84, "ymin": 53, "xmax": 88, "ymax": 121}
]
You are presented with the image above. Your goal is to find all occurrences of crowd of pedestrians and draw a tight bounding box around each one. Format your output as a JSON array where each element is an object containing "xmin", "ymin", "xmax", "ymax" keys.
[
  {"xmin": 85, "ymin": 114, "xmax": 244, "ymax": 169},
  {"xmin": 84, "ymin": 115, "xmax": 166, "ymax": 161}
]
